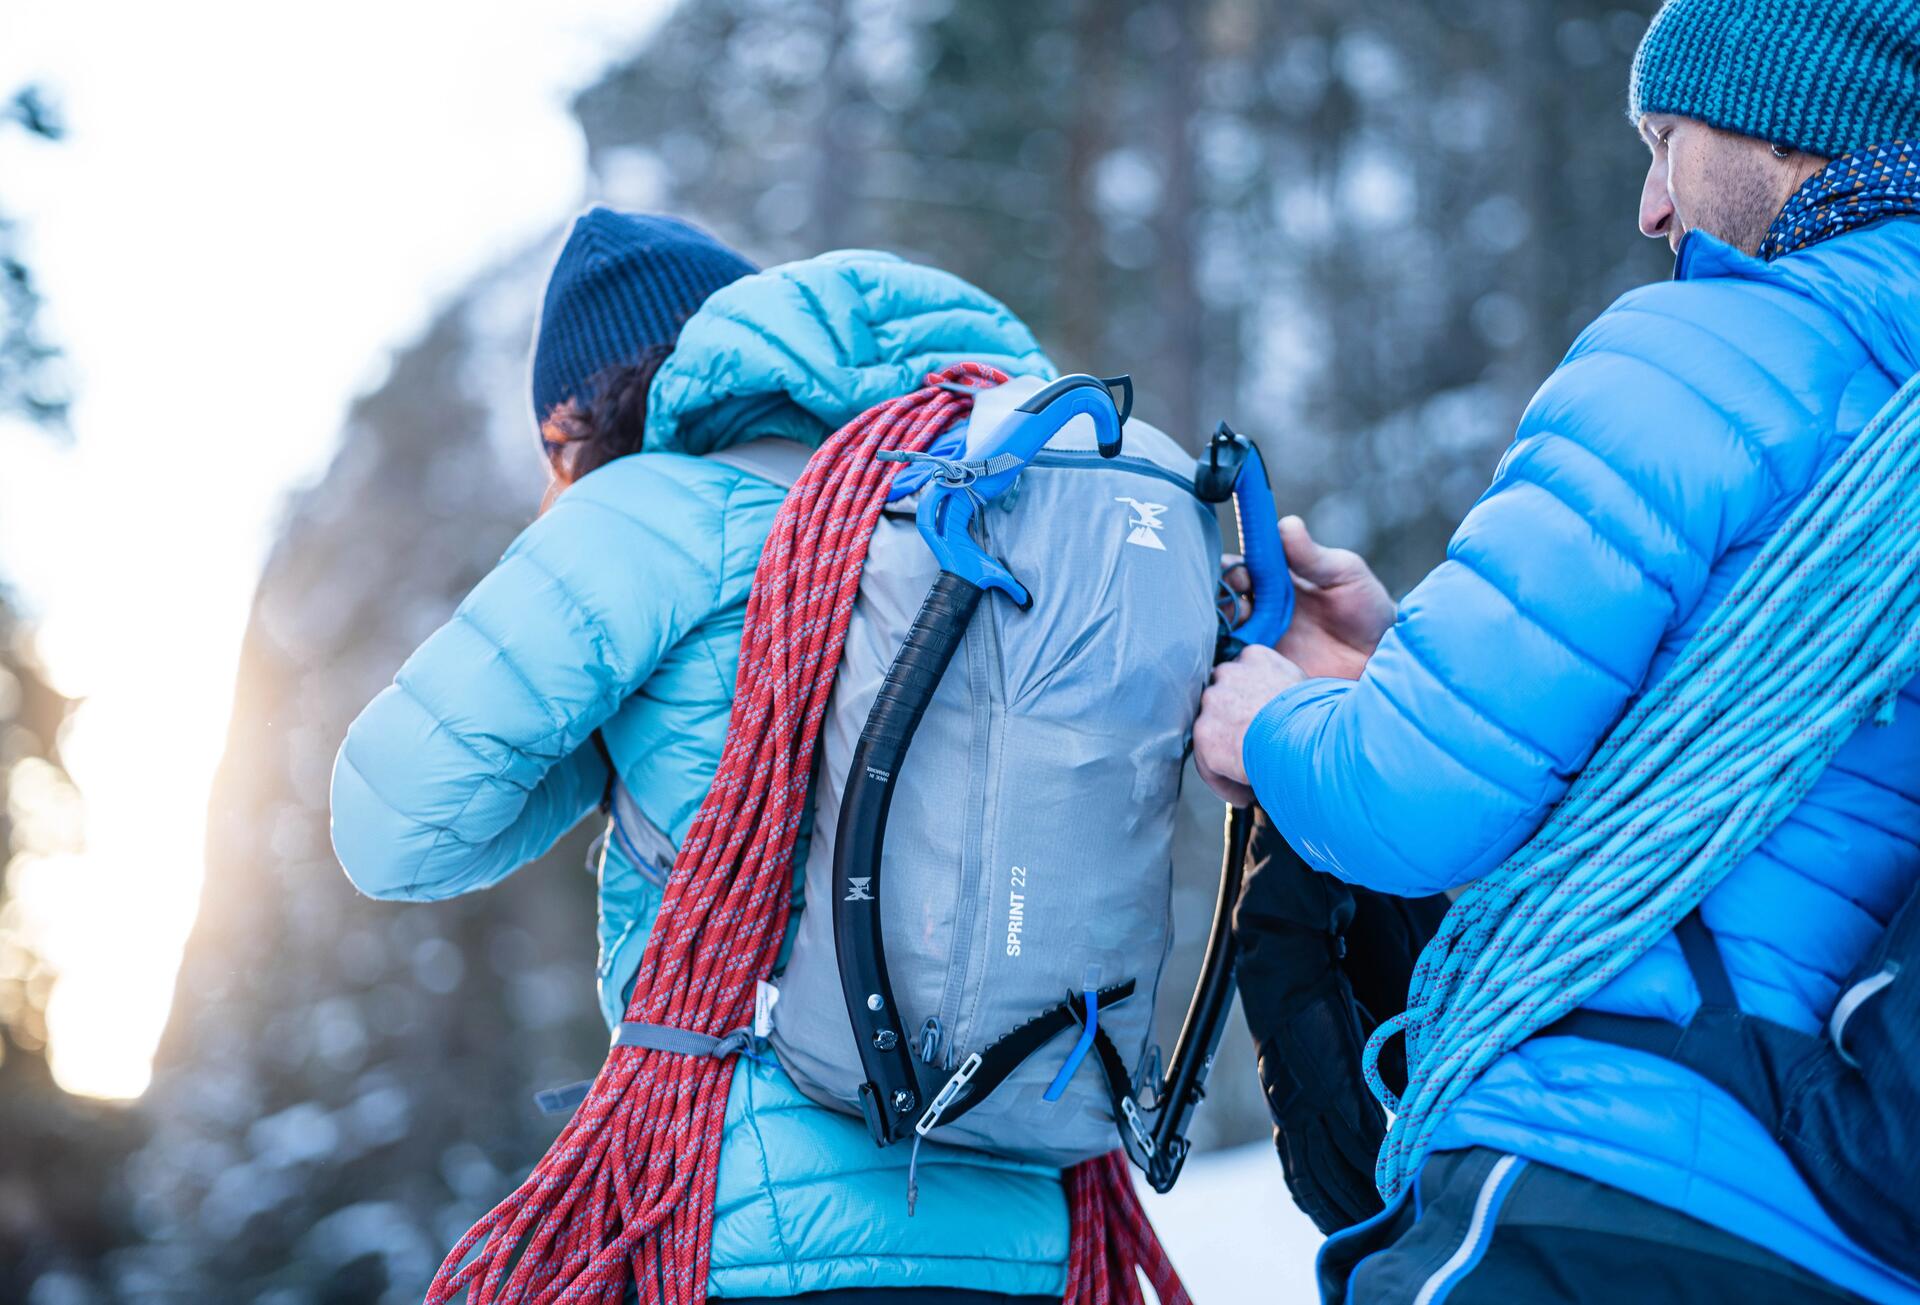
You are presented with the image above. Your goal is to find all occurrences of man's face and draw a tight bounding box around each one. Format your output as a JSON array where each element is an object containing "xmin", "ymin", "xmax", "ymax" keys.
[{"xmin": 1636, "ymin": 113, "xmax": 1825, "ymax": 256}]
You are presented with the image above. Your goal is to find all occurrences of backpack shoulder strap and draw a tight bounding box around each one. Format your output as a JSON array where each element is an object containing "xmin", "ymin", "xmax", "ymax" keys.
[
  {"xmin": 1674, "ymin": 910, "xmax": 1738, "ymax": 1009},
  {"xmin": 705, "ymin": 437, "xmax": 812, "ymax": 489}
]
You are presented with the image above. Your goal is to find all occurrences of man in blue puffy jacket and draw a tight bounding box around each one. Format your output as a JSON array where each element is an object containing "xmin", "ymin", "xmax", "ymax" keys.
[{"xmin": 1196, "ymin": 1, "xmax": 1920, "ymax": 1302}]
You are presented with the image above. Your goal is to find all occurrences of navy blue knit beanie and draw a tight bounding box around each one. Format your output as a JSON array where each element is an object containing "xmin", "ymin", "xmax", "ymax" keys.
[
  {"xmin": 530, "ymin": 208, "xmax": 756, "ymax": 426},
  {"xmin": 1630, "ymin": 0, "xmax": 1920, "ymax": 159}
]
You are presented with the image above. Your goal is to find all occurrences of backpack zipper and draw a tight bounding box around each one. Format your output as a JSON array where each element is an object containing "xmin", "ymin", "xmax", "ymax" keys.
[
  {"xmin": 924, "ymin": 453, "xmax": 1194, "ymax": 1068},
  {"xmin": 1026, "ymin": 450, "xmax": 1201, "ymax": 497},
  {"xmin": 933, "ymin": 515, "xmax": 1008, "ymax": 1065}
]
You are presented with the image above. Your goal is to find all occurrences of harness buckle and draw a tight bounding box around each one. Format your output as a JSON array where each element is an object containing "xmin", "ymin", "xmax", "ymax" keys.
[{"xmin": 915, "ymin": 1051, "xmax": 983, "ymax": 1138}]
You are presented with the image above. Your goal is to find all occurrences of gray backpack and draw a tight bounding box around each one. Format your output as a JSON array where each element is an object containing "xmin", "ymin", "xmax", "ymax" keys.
[
  {"xmin": 770, "ymin": 374, "xmax": 1219, "ymax": 1167},
  {"xmin": 661, "ymin": 373, "xmax": 1287, "ymax": 1186}
]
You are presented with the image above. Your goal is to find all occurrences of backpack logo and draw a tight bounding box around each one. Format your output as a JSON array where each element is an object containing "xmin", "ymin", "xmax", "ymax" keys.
[
  {"xmin": 1116, "ymin": 497, "xmax": 1168, "ymax": 551},
  {"xmin": 844, "ymin": 876, "xmax": 874, "ymax": 902}
]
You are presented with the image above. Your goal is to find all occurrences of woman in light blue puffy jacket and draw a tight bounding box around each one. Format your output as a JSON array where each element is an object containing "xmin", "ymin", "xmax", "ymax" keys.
[{"xmin": 329, "ymin": 209, "xmax": 1067, "ymax": 1303}]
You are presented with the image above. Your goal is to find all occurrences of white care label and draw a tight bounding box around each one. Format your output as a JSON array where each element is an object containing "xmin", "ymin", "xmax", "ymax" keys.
[{"xmin": 753, "ymin": 980, "xmax": 781, "ymax": 1038}]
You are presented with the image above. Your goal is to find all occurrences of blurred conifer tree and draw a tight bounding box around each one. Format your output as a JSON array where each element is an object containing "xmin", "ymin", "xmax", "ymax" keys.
[{"xmin": 0, "ymin": 81, "xmax": 145, "ymax": 1303}]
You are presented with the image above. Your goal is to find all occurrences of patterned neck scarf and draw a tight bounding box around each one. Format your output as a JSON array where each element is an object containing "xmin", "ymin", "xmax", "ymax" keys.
[{"xmin": 1760, "ymin": 140, "xmax": 1920, "ymax": 261}]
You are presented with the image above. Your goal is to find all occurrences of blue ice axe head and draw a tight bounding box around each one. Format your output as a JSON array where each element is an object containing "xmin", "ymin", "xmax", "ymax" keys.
[
  {"xmin": 1196, "ymin": 421, "xmax": 1293, "ymax": 655},
  {"xmin": 882, "ymin": 374, "xmax": 1131, "ymax": 610}
]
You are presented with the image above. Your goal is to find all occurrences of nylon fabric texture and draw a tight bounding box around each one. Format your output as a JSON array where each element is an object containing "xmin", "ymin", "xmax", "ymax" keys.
[{"xmin": 1363, "ymin": 371, "xmax": 1920, "ymax": 1198}]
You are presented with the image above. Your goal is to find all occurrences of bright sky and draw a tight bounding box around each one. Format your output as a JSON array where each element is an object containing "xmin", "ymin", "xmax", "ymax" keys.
[{"xmin": 0, "ymin": 0, "xmax": 675, "ymax": 1098}]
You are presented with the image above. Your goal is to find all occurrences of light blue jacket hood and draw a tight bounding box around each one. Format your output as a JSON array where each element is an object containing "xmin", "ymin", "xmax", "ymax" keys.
[
  {"xmin": 331, "ymin": 248, "xmax": 1063, "ymax": 1298},
  {"xmin": 645, "ymin": 249, "xmax": 1051, "ymax": 456}
]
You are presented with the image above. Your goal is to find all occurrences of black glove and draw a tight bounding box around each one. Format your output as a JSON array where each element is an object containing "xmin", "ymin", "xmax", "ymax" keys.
[
  {"xmin": 1253, "ymin": 972, "xmax": 1388, "ymax": 1232},
  {"xmin": 1343, "ymin": 872, "xmax": 1451, "ymax": 1100},
  {"xmin": 1233, "ymin": 808, "xmax": 1449, "ymax": 1234}
]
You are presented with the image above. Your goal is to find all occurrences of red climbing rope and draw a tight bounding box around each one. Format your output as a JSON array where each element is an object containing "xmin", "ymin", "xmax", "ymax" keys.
[
  {"xmin": 425, "ymin": 360, "xmax": 1187, "ymax": 1305},
  {"xmin": 1066, "ymin": 1152, "xmax": 1191, "ymax": 1305}
]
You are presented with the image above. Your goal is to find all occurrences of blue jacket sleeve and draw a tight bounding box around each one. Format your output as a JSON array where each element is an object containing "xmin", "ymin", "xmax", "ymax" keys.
[
  {"xmin": 1243, "ymin": 290, "xmax": 1801, "ymax": 896},
  {"xmin": 329, "ymin": 456, "xmax": 729, "ymax": 900}
]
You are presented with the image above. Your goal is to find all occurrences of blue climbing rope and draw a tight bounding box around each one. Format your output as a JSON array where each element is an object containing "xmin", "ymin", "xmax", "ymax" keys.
[{"xmin": 1363, "ymin": 372, "xmax": 1920, "ymax": 1199}]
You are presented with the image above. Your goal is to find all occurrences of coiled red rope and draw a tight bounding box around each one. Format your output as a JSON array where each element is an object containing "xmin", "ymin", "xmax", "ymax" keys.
[{"xmin": 425, "ymin": 361, "xmax": 1188, "ymax": 1305}]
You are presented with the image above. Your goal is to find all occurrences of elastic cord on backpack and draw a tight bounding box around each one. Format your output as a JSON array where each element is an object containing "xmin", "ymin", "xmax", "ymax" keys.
[{"xmin": 1045, "ymin": 966, "xmax": 1104, "ymax": 1102}]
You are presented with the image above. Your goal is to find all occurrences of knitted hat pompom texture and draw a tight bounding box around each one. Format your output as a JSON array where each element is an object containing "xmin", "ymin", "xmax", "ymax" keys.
[
  {"xmin": 1630, "ymin": 0, "xmax": 1920, "ymax": 160},
  {"xmin": 530, "ymin": 208, "xmax": 757, "ymax": 425}
]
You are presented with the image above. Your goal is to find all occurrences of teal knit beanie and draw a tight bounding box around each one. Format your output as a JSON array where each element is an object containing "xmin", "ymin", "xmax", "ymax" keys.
[{"xmin": 1630, "ymin": 0, "xmax": 1920, "ymax": 159}]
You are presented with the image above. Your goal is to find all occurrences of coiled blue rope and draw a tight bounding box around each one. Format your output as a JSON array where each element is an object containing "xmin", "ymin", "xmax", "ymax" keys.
[{"xmin": 1363, "ymin": 372, "xmax": 1920, "ymax": 1199}]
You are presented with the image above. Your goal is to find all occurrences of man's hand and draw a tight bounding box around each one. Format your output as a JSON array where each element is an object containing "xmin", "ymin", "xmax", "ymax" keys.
[
  {"xmin": 1275, "ymin": 516, "xmax": 1394, "ymax": 680},
  {"xmin": 1195, "ymin": 644, "xmax": 1307, "ymax": 806}
]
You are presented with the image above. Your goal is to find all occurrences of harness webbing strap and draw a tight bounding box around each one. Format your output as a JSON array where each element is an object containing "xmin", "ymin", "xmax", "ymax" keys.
[
  {"xmin": 1534, "ymin": 911, "xmax": 1721, "ymax": 1062},
  {"xmin": 532, "ymin": 1026, "xmax": 758, "ymax": 1117},
  {"xmin": 1535, "ymin": 909, "xmax": 1732, "ymax": 1051},
  {"xmin": 611, "ymin": 1021, "xmax": 755, "ymax": 1058},
  {"xmin": 1533, "ymin": 909, "xmax": 1825, "ymax": 1136},
  {"xmin": 1674, "ymin": 912, "xmax": 1737, "ymax": 1009}
]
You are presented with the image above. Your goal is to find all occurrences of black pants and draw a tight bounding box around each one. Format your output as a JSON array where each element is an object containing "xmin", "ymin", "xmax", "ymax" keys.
[{"xmin": 1319, "ymin": 1148, "xmax": 1870, "ymax": 1304}]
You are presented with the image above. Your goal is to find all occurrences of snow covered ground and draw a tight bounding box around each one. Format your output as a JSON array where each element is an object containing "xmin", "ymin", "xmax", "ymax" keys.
[{"xmin": 1138, "ymin": 1142, "xmax": 1327, "ymax": 1303}]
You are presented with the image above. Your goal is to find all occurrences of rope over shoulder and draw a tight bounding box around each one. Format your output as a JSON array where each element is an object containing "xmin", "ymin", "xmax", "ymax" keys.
[
  {"xmin": 425, "ymin": 361, "xmax": 1188, "ymax": 1305},
  {"xmin": 1365, "ymin": 372, "xmax": 1920, "ymax": 1198}
]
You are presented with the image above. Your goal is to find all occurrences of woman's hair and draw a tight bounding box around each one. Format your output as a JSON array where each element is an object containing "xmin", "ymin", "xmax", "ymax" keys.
[{"xmin": 538, "ymin": 343, "xmax": 673, "ymax": 484}]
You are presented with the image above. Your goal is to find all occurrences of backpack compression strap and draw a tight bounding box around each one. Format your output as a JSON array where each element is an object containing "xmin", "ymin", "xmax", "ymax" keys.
[{"xmin": 911, "ymin": 980, "xmax": 1149, "ymax": 1147}]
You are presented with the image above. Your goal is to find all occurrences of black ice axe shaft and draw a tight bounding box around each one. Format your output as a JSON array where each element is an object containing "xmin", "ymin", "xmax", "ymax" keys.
[
  {"xmin": 1136, "ymin": 423, "xmax": 1285, "ymax": 1190},
  {"xmin": 834, "ymin": 572, "xmax": 982, "ymax": 1146},
  {"xmin": 1142, "ymin": 803, "xmax": 1252, "ymax": 1192}
]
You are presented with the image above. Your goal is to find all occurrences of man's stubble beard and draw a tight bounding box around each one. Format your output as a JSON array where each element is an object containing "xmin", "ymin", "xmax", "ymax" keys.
[{"xmin": 1685, "ymin": 145, "xmax": 1789, "ymax": 256}]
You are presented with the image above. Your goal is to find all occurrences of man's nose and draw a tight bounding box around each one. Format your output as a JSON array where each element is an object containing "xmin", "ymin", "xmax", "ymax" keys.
[{"xmin": 1638, "ymin": 161, "xmax": 1675, "ymax": 240}]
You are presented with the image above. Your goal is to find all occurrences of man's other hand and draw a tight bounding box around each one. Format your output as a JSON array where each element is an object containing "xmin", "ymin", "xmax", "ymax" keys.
[
  {"xmin": 1195, "ymin": 644, "xmax": 1306, "ymax": 806},
  {"xmin": 1275, "ymin": 516, "xmax": 1393, "ymax": 680}
]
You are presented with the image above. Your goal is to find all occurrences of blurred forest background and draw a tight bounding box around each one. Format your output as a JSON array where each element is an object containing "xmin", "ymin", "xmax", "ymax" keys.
[{"xmin": 1, "ymin": 0, "xmax": 1665, "ymax": 1300}]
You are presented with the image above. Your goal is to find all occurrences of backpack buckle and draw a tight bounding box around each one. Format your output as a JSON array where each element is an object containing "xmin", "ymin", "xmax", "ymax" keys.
[
  {"xmin": 915, "ymin": 1051, "xmax": 983, "ymax": 1137},
  {"xmin": 1120, "ymin": 1096, "xmax": 1157, "ymax": 1159}
]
